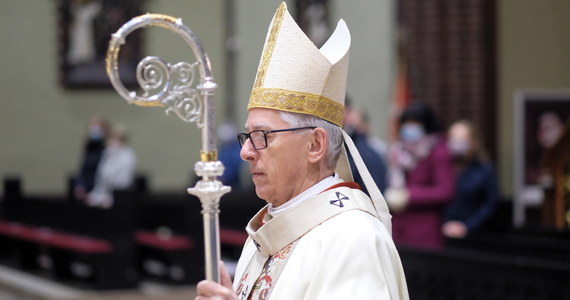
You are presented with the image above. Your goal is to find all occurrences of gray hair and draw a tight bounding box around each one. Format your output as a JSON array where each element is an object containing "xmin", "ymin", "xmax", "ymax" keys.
[{"xmin": 279, "ymin": 111, "xmax": 343, "ymax": 170}]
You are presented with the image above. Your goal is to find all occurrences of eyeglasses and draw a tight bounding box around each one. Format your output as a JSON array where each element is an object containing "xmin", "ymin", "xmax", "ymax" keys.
[{"xmin": 237, "ymin": 126, "xmax": 316, "ymax": 150}]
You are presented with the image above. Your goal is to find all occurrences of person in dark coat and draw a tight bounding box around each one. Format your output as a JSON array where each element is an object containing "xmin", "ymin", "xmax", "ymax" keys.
[
  {"xmin": 73, "ymin": 115, "xmax": 110, "ymax": 200},
  {"xmin": 343, "ymin": 100, "xmax": 387, "ymax": 194},
  {"xmin": 442, "ymin": 120, "xmax": 498, "ymax": 238}
]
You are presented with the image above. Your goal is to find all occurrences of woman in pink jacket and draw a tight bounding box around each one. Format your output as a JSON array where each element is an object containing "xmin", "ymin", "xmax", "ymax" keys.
[{"xmin": 386, "ymin": 102, "xmax": 455, "ymax": 250}]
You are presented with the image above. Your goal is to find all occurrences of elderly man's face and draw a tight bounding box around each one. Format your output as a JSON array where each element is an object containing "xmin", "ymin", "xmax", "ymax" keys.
[{"xmin": 240, "ymin": 108, "xmax": 311, "ymax": 207}]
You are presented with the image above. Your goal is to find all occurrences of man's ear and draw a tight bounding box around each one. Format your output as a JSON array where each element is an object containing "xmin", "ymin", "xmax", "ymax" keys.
[{"xmin": 308, "ymin": 128, "xmax": 327, "ymax": 164}]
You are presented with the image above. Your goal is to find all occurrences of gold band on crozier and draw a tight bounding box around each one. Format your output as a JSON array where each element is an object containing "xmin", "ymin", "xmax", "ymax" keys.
[
  {"xmin": 248, "ymin": 88, "xmax": 344, "ymax": 126},
  {"xmin": 200, "ymin": 150, "xmax": 218, "ymax": 162}
]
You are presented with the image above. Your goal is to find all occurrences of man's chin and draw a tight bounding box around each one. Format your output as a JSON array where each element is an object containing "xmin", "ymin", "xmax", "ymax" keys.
[
  {"xmin": 254, "ymin": 186, "xmax": 270, "ymax": 203},
  {"xmin": 254, "ymin": 186, "xmax": 264, "ymax": 198}
]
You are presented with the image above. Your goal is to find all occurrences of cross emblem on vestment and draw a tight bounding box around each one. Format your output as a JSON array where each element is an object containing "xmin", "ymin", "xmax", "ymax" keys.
[
  {"xmin": 329, "ymin": 192, "xmax": 349, "ymax": 208},
  {"xmin": 253, "ymin": 239, "xmax": 261, "ymax": 252}
]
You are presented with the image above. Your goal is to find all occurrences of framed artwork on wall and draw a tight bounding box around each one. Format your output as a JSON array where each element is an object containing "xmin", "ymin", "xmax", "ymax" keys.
[
  {"xmin": 513, "ymin": 89, "xmax": 570, "ymax": 227},
  {"xmin": 57, "ymin": 0, "xmax": 144, "ymax": 89}
]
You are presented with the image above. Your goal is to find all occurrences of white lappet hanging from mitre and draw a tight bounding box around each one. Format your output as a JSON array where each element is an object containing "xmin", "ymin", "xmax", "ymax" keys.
[{"xmin": 247, "ymin": 2, "xmax": 392, "ymax": 234}]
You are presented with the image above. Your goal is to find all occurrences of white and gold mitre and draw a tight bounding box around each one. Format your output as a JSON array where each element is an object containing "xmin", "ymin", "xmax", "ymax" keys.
[
  {"xmin": 248, "ymin": 2, "xmax": 393, "ymax": 234},
  {"xmin": 248, "ymin": 2, "xmax": 350, "ymax": 127}
]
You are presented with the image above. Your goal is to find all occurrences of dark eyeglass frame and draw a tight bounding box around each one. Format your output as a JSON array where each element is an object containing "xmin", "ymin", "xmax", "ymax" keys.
[{"xmin": 237, "ymin": 126, "xmax": 316, "ymax": 150}]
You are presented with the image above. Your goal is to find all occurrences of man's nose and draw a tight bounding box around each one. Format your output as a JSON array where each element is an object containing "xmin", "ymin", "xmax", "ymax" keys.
[{"xmin": 239, "ymin": 138, "xmax": 257, "ymax": 161}]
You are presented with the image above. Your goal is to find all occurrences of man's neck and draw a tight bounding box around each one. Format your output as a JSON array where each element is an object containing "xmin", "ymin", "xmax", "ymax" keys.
[{"xmin": 268, "ymin": 173, "xmax": 341, "ymax": 217}]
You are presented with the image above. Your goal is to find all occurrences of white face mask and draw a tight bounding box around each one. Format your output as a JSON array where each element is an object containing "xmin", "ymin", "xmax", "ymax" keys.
[
  {"xmin": 448, "ymin": 139, "xmax": 471, "ymax": 156},
  {"xmin": 400, "ymin": 123, "xmax": 425, "ymax": 142}
]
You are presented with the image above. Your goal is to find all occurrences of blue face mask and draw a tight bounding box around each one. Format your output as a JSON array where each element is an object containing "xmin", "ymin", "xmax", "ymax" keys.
[
  {"xmin": 88, "ymin": 126, "xmax": 104, "ymax": 141},
  {"xmin": 400, "ymin": 124, "xmax": 425, "ymax": 142}
]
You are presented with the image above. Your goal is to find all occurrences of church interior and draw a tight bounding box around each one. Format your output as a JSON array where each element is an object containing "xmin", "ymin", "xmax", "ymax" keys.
[{"xmin": 1, "ymin": 0, "xmax": 570, "ymax": 299}]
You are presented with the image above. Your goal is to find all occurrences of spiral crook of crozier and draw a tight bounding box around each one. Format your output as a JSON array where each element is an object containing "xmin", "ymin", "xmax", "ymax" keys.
[{"xmin": 106, "ymin": 13, "xmax": 213, "ymax": 127}]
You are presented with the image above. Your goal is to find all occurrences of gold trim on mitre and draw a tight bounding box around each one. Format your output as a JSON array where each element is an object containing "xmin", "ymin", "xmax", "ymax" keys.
[
  {"xmin": 253, "ymin": 2, "xmax": 286, "ymax": 89},
  {"xmin": 249, "ymin": 88, "xmax": 344, "ymax": 126},
  {"xmin": 248, "ymin": 2, "xmax": 350, "ymax": 127}
]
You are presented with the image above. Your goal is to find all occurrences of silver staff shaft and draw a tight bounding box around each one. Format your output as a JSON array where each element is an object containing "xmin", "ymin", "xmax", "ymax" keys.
[
  {"xmin": 105, "ymin": 13, "xmax": 230, "ymax": 283},
  {"xmin": 187, "ymin": 161, "xmax": 230, "ymax": 283},
  {"xmin": 204, "ymin": 208, "xmax": 220, "ymax": 281}
]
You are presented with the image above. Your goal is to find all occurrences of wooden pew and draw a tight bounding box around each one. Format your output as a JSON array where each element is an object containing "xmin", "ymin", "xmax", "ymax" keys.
[
  {"xmin": 400, "ymin": 246, "xmax": 570, "ymax": 299},
  {"xmin": 134, "ymin": 192, "xmax": 204, "ymax": 284},
  {"xmin": 0, "ymin": 178, "xmax": 138, "ymax": 290},
  {"xmin": 134, "ymin": 189, "xmax": 263, "ymax": 283}
]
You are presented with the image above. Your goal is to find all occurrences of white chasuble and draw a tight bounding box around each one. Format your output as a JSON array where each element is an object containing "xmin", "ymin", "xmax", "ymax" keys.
[{"xmin": 233, "ymin": 183, "xmax": 409, "ymax": 300}]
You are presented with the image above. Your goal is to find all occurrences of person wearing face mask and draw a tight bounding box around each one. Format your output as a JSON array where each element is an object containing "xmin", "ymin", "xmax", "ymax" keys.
[
  {"xmin": 73, "ymin": 115, "xmax": 110, "ymax": 200},
  {"xmin": 87, "ymin": 124, "xmax": 137, "ymax": 208},
  {"xmin": 386, "ymin": 102, "xmax": 455, "ymax": 249},
  {"xmin": 442, "ymin": 120, "xmax": 498, "ymax": 239}
]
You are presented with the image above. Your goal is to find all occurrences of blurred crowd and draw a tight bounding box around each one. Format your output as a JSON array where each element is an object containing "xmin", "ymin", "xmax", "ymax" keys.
[
  {"xmin": 76, "ymin": 101, "xmax": 566, "ymax": 250},
  {"xmin": 345, "ymin": 101, "xmax": 499, "ymax": 250},
  {"xmin": 75, "ymin": 100, "xmax": 498, "ymax": 250}
]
